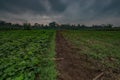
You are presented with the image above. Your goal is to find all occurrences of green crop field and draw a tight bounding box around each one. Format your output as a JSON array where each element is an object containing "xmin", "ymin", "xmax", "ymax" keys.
[
  {"xmin": 0, "ymin": 30, "xmax": 57, "ymax": 80},
  {"xmin": 62, "ymin": 30, "xmax": 120, "ymax": 69},
  {"xmin": 0, "ymin": 30, "xmax": 120, "ymax": 80}
]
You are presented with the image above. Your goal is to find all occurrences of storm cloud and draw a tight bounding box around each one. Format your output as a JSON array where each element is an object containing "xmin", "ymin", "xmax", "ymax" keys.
[{"xmin": 0, "ymin": 0, "xmax": 120, "ymax": 26}]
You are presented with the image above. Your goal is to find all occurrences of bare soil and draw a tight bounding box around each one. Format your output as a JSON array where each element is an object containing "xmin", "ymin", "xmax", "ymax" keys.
[{"xmin": 56, "ymin": 31, "xmax": 120, "ymax": 80}]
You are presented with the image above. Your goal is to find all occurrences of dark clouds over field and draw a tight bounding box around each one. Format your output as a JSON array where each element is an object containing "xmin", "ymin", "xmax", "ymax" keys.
[{"xmin": 0, "ymin": 0, "xmax": 120, "ymax": 25}]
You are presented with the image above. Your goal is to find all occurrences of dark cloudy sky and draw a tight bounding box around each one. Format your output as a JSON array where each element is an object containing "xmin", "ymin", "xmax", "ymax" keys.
[{"xmin": 0, "ymin": 0, "xmax": 120, "ymax": 26}]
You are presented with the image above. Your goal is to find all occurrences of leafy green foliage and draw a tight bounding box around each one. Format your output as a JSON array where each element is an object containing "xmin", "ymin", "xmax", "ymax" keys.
[{"xmin": 0, "ymin": 30, "xmax": 57, "ymax": 80}]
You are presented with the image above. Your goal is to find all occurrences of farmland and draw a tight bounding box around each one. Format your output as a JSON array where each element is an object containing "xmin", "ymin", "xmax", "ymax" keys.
[
  {"xmin": 0, "ymin": 30, "xmax": 120, "ymax": 80},
  {"xmin": 62, "ymin": 30, "xmax": 120, "ymax": 68},
  {"xmin": 0, "ymin": 30, "xmax": 57, "ymax": 80},
  {"xmin": 59, "ymin": 30, "xmax": 120, "ymax": 80}
]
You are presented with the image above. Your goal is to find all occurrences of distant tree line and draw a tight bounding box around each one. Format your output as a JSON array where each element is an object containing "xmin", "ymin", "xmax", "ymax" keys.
[{"xmin": 0, "ymin": 20, "xmax": 120, "ymax": 31}]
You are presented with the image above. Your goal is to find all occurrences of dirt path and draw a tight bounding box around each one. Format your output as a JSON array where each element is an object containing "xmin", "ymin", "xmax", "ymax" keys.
[{"xmin": 56, "ymin": 31, "xmax": 100, "ymax": 80}]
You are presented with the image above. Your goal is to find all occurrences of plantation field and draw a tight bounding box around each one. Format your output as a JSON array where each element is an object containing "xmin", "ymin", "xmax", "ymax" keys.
[
  {"xmin": 0, "ymin": 30, "xmax": 57, "ymax": 80},
  {"xmin": 62, "ymin": 31, "xmax": 120, "ymax": 70},
  {"xmin": 0, "ymin": 30, "xmax": 120, "ymax": 80}
]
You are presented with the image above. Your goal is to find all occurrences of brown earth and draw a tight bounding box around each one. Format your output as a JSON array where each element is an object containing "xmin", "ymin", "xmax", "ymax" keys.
[{"xmin": 56, "ymin": 31, "xmax": 120, "ymax": 80}]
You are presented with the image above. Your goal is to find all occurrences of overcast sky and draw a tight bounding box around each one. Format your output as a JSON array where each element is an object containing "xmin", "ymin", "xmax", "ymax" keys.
[{"xmin": 0, "ymin": 0, "xmax": 120, "ymax": 26}]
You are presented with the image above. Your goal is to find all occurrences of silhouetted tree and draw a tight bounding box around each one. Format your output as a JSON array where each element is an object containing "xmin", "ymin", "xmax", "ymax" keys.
[
  {"xmin": 49, "ymin": 22, "xmax": 57, "ymax": 27},
  {"xmin": 0, "ymin": 20, "xmax": 6, "ymax": 25},
  {"xmin": 107, "ymin": 24, "xmax": 113, "ymax": 28},
  {"xmin": 34, "ymin": 23, "xmax": 40, "ymax": 27},
  {"xmin": 23, "ymin": 23, "xmax": 31, "ymax": 30}
]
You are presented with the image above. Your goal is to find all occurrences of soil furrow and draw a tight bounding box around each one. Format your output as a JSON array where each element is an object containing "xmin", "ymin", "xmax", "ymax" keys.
[{"xmin": 56, "ymin": 31, "xmax": 98, "ymax": 80}]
